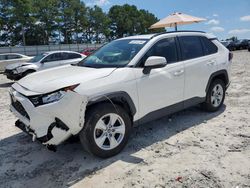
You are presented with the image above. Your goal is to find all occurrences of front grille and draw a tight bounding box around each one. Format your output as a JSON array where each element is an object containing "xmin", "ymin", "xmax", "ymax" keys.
[{"xmin": 11, "ymin": 97, "xmax": 30, "ymax": 120}]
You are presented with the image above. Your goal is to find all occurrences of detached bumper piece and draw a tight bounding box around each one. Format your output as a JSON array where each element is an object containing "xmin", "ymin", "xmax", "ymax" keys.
[{"xmin": 15, "ymin": 118, "xmax": 70, "ymax": 152}]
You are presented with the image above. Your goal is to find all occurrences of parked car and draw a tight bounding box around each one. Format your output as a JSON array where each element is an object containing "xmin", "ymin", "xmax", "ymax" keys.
[
  {"xmin": 248, "ymin": 41, "xmax": 250, "ymax": 52},
  {"xmin": 235, "ymin": 39, "xmax": 249, "ymax": 50},
  {"xmin": 81, "ymin": 47, "xmax": 98, "ymax": 56},
  {"xmin": 221, "ymin": 41, "xmax": 238, "ymax": 51},
  {"xmin": 4, "ymin": 51, "xmax": 86, "ymax": 80},
  {"xmin": 0, "ymin": 53, "xmax": 32, "ymax": 71},
  {"xmin": 9, "ymin": 31, "xmax": 232, "ymax": 158}
]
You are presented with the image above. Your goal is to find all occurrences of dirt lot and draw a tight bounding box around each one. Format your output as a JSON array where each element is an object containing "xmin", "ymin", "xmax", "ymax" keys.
[{"xmin": 0, "ymin": 50, "xmax": 249, "ymax": 188}]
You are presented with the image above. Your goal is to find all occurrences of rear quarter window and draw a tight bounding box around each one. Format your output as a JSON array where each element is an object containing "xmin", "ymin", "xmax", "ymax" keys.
[{"xmin": 200, "ymin": 37, "xmax": 218, "ymax": 55}]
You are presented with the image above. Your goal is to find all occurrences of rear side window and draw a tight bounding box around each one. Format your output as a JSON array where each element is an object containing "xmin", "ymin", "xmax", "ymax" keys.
[
  {"xmin": 179, "ymin": 36, "xmax": 203, "ymax": 60},
  {"xmin": 68, "ymin": 53, "xmax": 81, "ymax": 59},
  {"xmin": 43, "ymin": 53, "xmax": 62, "ymax": 62},
  {"xmin": 200, "ymin": 37, "xmax": 218, "ymax": 55},
  {"xmin": 7, "ymin": 55, "xmax": 22, "ymax": 60},
  {"xmin": 138, "ymin": 37, "xmax": 178, "ymax": 66}
]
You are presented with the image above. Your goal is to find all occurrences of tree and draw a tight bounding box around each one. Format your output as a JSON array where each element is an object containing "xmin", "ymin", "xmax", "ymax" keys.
[
  {"xmin": 0, "ymin": 0, "xmax": 13, "ymax": 45},
  {"xmin": 58, "ymin": 0, "xmax": 86, "ymax": 44},
  {"xmin": 32, "ymin": 0, "xmax": 59, "ymax": 45},
  {"xmin": 108, "ymin": 4, "xmax": 164, "ymax": 38},
  {"xmin": 0, "ymin": 1, "xmax": 163, "ymax": 45},
  {"xmin": 109, "ymin": 4, "xmax": 139, "ymax": 38},
  {"xmin": 10, "ymin": 0, "xmax": 35, "ymax": 45},
  {"xmin": 85, "ymin": 5, "xmax": 110, "ymax": 43},
  {"xmin": 138, "ymin": 9, "xmax": 165, "ymax": 34}
]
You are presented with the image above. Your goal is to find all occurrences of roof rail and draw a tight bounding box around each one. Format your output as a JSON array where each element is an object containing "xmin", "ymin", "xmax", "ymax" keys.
[{"xmin": 150, "ymin": 30, "xmax": 206, "ymax": 39}]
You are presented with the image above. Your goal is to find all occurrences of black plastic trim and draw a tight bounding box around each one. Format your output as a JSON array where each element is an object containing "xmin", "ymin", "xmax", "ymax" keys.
[
  {"xmin": 205, "ymin": 70, "xmax": 229, "ymax": 92},
  {"xmin": 151, "ymin": 30, "xmax": 206, "ymax": 39},
  {"xmin": 143, "ymin": 63, "xmax": 166, "ymax": 74},
  {"xmin": 55, "ymin": 118, "xmax": 69, "ymax": 131},
  {"xmin": 135, "ymin": 97, "xmax": 205, "ymax": 125},
  {"xmin": 88, "ymin": 91, "xmax": 136, "ymax": 116}
]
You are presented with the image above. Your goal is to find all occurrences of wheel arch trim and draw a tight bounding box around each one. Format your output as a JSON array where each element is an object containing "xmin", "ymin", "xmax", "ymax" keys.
[
  {"xmin": 206, "ymin": 70, "xmax": 229, "ymax": 92},
  {"xmin": 87, "ymin": 91, "xmax": 137, "ymax": 116}
]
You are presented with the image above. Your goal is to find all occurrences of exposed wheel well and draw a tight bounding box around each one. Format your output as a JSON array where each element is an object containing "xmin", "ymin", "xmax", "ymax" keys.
[
  {"xmin": 212, "ymin": 74, "xmax": 227, "ymax": 85},
  {"xmin": 86, "ymin": 94, "xmax": 136, "ymax": 123}
]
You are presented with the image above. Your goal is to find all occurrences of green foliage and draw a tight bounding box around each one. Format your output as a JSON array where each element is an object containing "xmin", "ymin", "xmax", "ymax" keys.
[
  {"xmin": 109, "ymin": 4, "xmax": 165, "ymax": 38},
  {"xmin": 85, "ymin": 6, "xmax": 110, "ymax": 43},
  {"xmin": 0, "ymin": 0, "xmax": 163, "ymax": 46}
]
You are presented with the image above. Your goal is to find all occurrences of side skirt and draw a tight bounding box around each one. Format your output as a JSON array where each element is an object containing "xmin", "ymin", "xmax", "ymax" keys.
[{"xmin": 134, "ymin": 97, "xmax": 205, "ymax": 125}]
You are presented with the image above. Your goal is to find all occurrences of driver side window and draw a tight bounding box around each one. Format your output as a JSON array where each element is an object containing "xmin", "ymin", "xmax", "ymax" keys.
[{"xmin": 138, "ymin": 37, "xmax": 178, "ymax": 67}]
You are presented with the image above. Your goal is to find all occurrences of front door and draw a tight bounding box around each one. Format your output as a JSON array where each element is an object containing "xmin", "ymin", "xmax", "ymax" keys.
[{"xmin": 133, "ymin": 37, "xmax": 185, "ymax": 122}]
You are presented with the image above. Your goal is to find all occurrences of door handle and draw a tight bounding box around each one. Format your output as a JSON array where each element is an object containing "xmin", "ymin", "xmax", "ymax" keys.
[{"xmin": 173, "ymin": 69, "xmax": 184, "ymax": 76}]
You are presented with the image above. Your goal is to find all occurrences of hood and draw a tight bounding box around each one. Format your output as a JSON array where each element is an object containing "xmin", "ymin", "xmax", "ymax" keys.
[
  {"xmin": 5, "ymin": 62, "xmax": 33, "ymax": 70},
  {"xmin": 17, "ymin": 65, "xmax": 116, "ymax": 93}
]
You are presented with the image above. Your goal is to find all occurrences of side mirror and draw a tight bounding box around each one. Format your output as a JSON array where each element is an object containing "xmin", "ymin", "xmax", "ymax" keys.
[{"xmin": 143, "ymin": 56, "xmax": 167, "ymax": 74}]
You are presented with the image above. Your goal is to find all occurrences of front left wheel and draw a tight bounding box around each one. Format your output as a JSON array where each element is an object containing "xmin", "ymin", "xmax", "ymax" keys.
[{"xmin": 79, "ymin": 103, "xmax": 132, "ymax": 158}]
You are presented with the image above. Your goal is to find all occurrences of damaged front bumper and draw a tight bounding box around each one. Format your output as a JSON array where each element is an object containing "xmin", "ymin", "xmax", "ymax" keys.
[
  {"xmin": 4, "ymin": 69, "xmax": 22, "ymax": 80},
  {"xmin": 9, "ymin": 87, "xmax": 88, "ymax": 147}
]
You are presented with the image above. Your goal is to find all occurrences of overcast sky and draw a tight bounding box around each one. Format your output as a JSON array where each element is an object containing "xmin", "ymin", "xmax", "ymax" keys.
[{"xmin": 84, "ymin": 0, "xmax": 250, "ymax": 40}]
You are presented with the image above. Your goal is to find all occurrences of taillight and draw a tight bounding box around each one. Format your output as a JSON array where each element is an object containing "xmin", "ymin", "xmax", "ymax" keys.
[{"xmin": 229, "ymin": 52, "xmax": 233, "ymax": 61}]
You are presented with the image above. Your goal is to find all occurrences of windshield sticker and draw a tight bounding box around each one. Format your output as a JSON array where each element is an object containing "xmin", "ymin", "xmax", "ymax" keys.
[{"xmin": 129, "ymin": 40, "xmax": 146, "ymax": 45}]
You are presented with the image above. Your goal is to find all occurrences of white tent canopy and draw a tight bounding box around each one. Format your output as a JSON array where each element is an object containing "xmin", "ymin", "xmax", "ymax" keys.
[{"xmin": 150, "ymin": 12, "xmax": 206, "ymax": 31}]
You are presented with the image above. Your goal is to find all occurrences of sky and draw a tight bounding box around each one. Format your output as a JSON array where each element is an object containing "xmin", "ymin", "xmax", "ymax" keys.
[{"xmin": 84, "ymin": 0, "xmax": 250, "ymax": 40}]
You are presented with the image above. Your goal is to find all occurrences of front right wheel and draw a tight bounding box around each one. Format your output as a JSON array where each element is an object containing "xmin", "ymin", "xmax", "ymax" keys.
[
  {"xmin": 202, "ymin": 79, "xmax": 226, "ymax": 112},
  {"xmin": 79, "ymin": 103, "xmax": 132, "ymax": 158}
]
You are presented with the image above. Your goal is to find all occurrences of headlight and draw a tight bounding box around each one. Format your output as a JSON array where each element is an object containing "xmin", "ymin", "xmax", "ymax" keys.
[
  {"xmin": 12, "ymin": 70, "xmax": 18, "ymax": 74},
  {"xmin": 42, "ymin": 91, "xmax": 65, "ymax": 104},
  {"xmin": 28, "ymin": 84, "xmax": 79, "ymax": 106}
]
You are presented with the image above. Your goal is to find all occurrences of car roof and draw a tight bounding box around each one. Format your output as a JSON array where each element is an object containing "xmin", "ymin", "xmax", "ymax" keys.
[
  {"xmin": 118, "ymin": 34, "xmax": 156, "ymax": 40},
  {"xmin": 0, "ymin": 53, "xmax": 28, "ymax": 57},
  {"xmin": 43, "ymin": 50, "xmax": 80, "ymax": 55},
  {"xmin": 119, "ymin": 31, "xmax": 215, "ymax": 41}
]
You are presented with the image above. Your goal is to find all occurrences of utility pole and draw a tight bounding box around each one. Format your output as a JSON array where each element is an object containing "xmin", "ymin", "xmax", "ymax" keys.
[{"xmin": 22, "ymin": 25, "xmax": 26, "ymax": 46}]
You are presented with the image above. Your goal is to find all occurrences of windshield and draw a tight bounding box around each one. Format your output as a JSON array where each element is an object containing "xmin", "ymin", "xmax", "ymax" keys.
[
  {"xmin": 78, "ymin": 39, "xmax": 148, "ymax": 68},
  {"xmin": 28, "ymin": 54, "xmax": 46, "ymax": 63}
]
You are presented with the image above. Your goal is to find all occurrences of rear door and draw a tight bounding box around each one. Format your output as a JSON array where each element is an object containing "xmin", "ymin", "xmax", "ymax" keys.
[
  {"xmin": 179, "ymin": 35, "xmax": 218, "ymax": 107},
  {"xmin": 61, "ymin": 52, "xmax": 82, "ymax": 65}
]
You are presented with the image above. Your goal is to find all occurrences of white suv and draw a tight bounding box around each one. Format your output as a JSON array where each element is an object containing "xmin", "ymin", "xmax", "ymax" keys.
[
  {"xmin": 4, "ymin": 51, "xmax": 85, "ymax": 80},
  {"xmin": 9, "ymin": 31, "xmax": 232, "ymax": 158}
]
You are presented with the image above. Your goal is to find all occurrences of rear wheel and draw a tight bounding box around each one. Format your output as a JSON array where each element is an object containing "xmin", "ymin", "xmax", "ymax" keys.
[
  {"xmin": 79, "ymin": 103, "xmax": 132, "ymax": 158},
  {"xmin": 202, "ymin": 79, "xmax": 225, "ymax": 112}
]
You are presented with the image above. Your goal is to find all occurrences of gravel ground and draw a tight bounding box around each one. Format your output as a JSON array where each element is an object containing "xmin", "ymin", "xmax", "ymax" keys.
[{"xmin": 0, "ymin": 50, "xmax": 249, "ymax": 188}]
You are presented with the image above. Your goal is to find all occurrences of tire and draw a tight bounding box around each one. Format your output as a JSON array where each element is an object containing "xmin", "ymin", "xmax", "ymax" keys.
[
  {"xmin": 79, "ymin": 103, "xmax": 132, "ymax": 158},
  {"xmin": 202, "ymin": 79, "xmax": 226, "ymax": 112}
]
